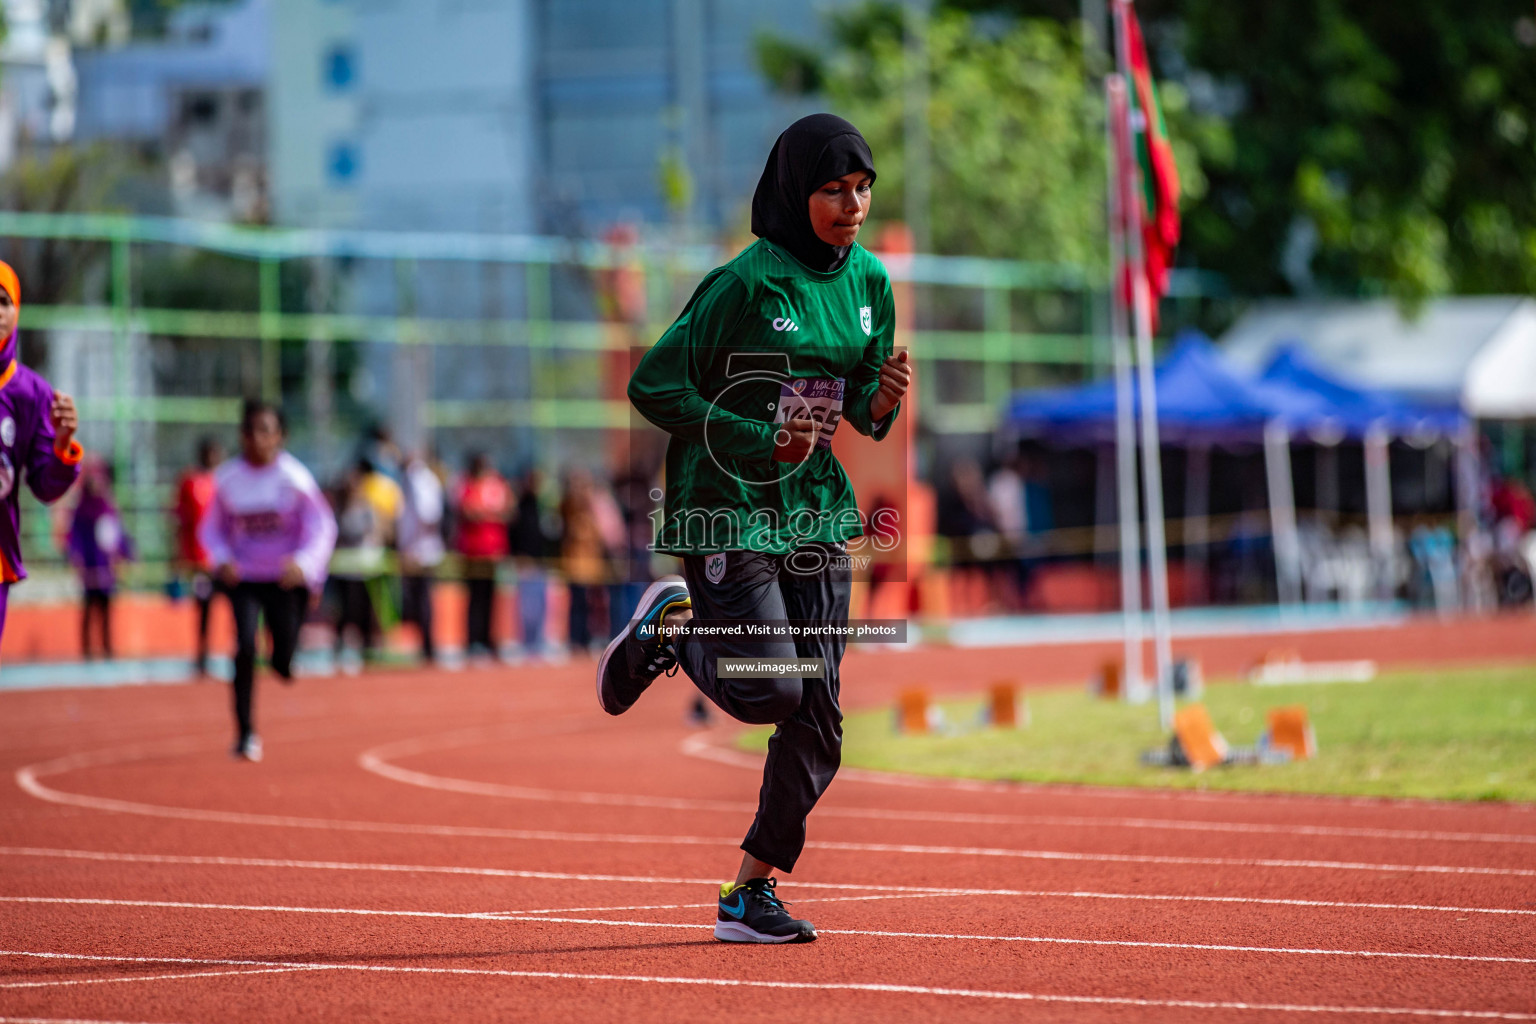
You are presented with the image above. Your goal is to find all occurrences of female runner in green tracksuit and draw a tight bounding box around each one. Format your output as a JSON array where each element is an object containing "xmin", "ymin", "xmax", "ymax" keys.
[{"xmin": 598, "ymin": 113, "xmax": 913, "ymax": 943}]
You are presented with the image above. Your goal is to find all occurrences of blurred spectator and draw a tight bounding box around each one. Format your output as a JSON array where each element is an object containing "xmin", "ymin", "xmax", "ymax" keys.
[
  {"xmin": 356, "ymin": 456, "xmax": 404, "ymax": 636},
  {"xmin": 608, "ymin": 467, "xmax": 656, "ymax": 640},
  {"xmin": 987, "ymin": 452, "xmax": 1026, "ymax": 609},
  {"xmin": 1490, "ymin": 475, "xmax": 1536, "ymax": 533},
  {"xmin": 173, "ymin": 436, "xmax": 223, "ymax": 675},
  {"xmin": 560, "ymin": 468, "xmax": 620, "ymax": 654},
  {"xmin": 357, "ymin": 456, "xmax": 403, "ymax": 546},
  {"xmin": 456, "ymin": 453, "xmax": 512, "ymax": 658},
  {"xmin": 509, "ymin": 467, "xmax": 555, "ymax": 658},
  {"xmin": 67, "ymin": 461, "xmax": 133, "ymax": 660},
  {"xmin": 329, "ymin": 467, "xmax": 386, "ymax": 662},
  {"xmin": 939, "ymin": 458, "xmax": 999, "ymax": 592},
  {"xmin": 398, "ymin": 450, "xmax": 446, "ymax": 663},
  {"xmin": 361, "ymin": 424, "xmax": 404, "ymax": 483},
  {"xmin": 938, "ymin": 458, "xmax": 997, "ymax": 544}
]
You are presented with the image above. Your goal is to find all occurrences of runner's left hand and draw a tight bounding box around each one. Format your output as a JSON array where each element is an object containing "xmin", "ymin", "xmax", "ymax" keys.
[
  {"xmin": 870, "ymin": 351, "xmax": 911, "ymax": 421},
  {"xmin": 278, "ymin": 559, "xmax": 306, "ymax": 590},
  {"xmin": 50, "ymin": 392, "xmax": 78, "ymax": 452}
]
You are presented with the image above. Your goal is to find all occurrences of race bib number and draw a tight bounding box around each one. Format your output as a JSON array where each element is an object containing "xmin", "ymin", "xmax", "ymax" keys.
[{"xmin": 773, "ymin": 378, "xmax": 844, "ymax": 450}]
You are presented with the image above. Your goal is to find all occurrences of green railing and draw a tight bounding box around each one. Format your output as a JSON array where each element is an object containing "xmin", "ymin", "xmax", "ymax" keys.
[{"xmin": 0, "ymin": 211, "xmax": 1222, "ymax": 586}]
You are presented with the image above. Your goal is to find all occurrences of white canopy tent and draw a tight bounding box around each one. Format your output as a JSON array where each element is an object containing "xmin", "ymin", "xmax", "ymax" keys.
[
  {"xmin": 1221, "ymin": 296, "xmax": 1536, "ymax": 417},
  {"xmin": 1222, "ymin": 298, "xmax": 1523, "ymax": 605}
]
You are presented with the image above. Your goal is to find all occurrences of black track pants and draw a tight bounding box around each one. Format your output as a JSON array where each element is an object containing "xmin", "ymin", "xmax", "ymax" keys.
[
  {"xmin": 229, "ymin": 582, "xmax": 308, "ymax": 743},
  {"xmin": 677, "ymin": 542, "xmax": 850, "ymax": 873}
]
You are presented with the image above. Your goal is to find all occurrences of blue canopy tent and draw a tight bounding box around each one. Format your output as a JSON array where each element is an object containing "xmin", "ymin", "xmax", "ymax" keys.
[
  {"xmin": 1257, "ymin": 343, "xmax": 1473, "ymax": 603},
  {"xmin": 1008, "ymin": 333, "xmax": 1332, "ymax": 443},
  {"xmin": 1258, "ymin": 344, "xmax": 1467, "ymax": 438},
  {"xmin": 1005, "ymin": 334, "xmax": 1471, "ymax": 606},
  {"xmin": 1006, "ymin": 333, "xmax": 1324, "ymax": 603}
]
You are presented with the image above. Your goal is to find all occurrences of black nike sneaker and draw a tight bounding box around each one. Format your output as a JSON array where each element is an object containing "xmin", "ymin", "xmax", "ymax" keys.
[
  {"xmin": 596, "ymin": 576, "xmax": 691, "ymax": 716},
  {"xmin": 714, "ymin": 878, "xmax": 817, "ymax": 944}
]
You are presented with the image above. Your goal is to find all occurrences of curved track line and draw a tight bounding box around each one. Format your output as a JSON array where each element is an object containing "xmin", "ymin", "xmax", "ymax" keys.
[
  {"xmin": 6, "ymin": 951, "xmax": 1534, "ymax": 1019},
  {"xmin": 361, "ymin": 728, "xmax": 1536, "ymax": 846},
  {"xmin": 6, "ymin": 897, "xmax": 1532, "ymax": 966},
  {"xmin": 0, "ymin": 1018, "xmax": 195, "ymax": 1024},
  {"xmin": 15, "ymin": 745, "xmax": 1536, "ymax": 877},
  {"xmin": 0, "ymin": 966, "xmax": 325, "ymax": 991},
  {"xmin": 7, "ymin": 846, "xmax": 1531, "ymax": 917}
]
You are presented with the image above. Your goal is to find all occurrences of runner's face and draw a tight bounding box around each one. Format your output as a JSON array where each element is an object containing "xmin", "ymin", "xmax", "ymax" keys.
[
  {"xmin": 241, "ymin": 411, "xmax": 284, "ymax": 466},
  {"xmin": 807, "ymin": 171, "xmax": 873, "ymax": 248},
  {"xmin": 0, "ymin": 290, "xmax": 16, "ymax": 342}
]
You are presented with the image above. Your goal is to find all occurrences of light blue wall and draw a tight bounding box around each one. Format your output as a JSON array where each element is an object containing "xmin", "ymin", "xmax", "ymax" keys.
[{"xmin": 271, "ymin": 0, "xmax": 849, "ymax": 237}]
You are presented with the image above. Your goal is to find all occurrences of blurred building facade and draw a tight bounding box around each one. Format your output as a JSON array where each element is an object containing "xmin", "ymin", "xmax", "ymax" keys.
[
  {"xmin": 0, "ymin": 0, "xmax": 269, "ymax": 218},
  {"xmin": 269, "ymin": 0, "xmax": 841, "ymax": 236}
]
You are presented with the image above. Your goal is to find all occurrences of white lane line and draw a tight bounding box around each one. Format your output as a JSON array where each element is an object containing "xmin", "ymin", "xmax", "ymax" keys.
[
  {"xmin": 5, "ymin": 951, "xmax": 1534, "ymax": 1019},
  {"xmin": 5, "ymin": 846, "xmax": 1534, "ymax": 918},
  {"xmin": 364, "ymin": 732, "xmax": 1536, "ymax": 846},
  {"xmin": 0, "ymin": 1017, "xmax": 196, "ymax": 1024},
  {"xmin": 4, "ymin": 897, "xmax": 1531, "ymax": 965},
  {"xmin": 494, "ymin": 893, "xmax": 958, "ymax": 916},
  {"xmin": 17, "ymin": 755, "xmax": 1535, "ymax": 878},
  {"xmin": 0, "ymin": 965, "xmax": 327, "ymax": 990}
]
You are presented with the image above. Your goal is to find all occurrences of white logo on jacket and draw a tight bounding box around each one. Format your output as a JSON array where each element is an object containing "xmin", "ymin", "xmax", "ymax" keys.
[
  {"xmin": 859, "ymin": 306, "xmax": 872, "ymax": 336},
  {"xmin": 771, "ymin": 317, "xmax": 799, "ymax": 332},
  {"xmin": 0, "ymin": 417, "xmax": 13, "ymax": 448},
  {"xmin": 705, "ymin": 552, "xmax": 727, "ymax": 584}
]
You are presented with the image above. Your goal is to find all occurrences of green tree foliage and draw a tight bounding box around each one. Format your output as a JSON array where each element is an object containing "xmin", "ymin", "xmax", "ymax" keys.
[
  {"xmin": 1174, "ymin": 0, "xmax": 1536, "ymax": 302},
  {"xmin": 0, "ymin": 145, "xmax": 136, "ymax": 306},
  {"xmin": 944, "ymin": 0, "xmax": 1536, "ymax": 302},
  {"xmin": 758, "ymin": 5, "xmax": 1110, "ymax": 267}
]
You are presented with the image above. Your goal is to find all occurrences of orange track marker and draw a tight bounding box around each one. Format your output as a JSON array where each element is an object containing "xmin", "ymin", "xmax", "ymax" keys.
[
  {"xmin": 988, "ymin": 683, "xmax": 1019, "ymax": 728},
  {"xmin": 1096, "ymin": 660, "xmax": 1122, "ymax": 699},
  {"xmin": 1173, "ymin": 703, "xmax": 1229, "ymax": 771},
  {"xmin": 1266, "ymin": 705, "xmax": 1316, "ymax": 760},
  {"xmin": 897, "ymin": 688, "xmax": 931, "ymax": 734}
]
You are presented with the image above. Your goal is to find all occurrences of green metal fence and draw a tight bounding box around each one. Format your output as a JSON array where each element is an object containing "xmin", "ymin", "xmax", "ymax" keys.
[{"xmin": 0, "ymin": 211, "xmax": 1221, "ymax": 587}]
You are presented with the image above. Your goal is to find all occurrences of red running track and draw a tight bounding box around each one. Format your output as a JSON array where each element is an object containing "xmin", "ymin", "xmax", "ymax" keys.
[{"xmin": 1, "ymin": 645, "xmax": 1534, "ymax": 1023}]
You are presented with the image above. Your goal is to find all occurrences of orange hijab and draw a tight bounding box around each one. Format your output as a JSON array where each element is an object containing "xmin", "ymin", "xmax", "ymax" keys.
[{"xmin": 0, "ymin": 260, "xmax": 17, "ymax": 366}]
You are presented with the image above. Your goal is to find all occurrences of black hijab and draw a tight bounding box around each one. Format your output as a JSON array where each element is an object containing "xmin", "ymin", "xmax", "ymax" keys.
[{"xmin": 750, "ymin": 113, "xmax": 876, "ymax": 273}]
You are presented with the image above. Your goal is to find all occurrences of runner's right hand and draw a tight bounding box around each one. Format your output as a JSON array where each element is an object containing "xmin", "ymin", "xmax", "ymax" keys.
[
  {"xmin": 217, "ymin": 563, "xmax": 240, "ymax": 588},
  {"xmin": 772, "ymin": 414, "xmax": 819, "ymax": 463}
]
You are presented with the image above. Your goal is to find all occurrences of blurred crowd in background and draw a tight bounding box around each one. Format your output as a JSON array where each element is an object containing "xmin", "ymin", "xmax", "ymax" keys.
[{"xmin": 47, "ymin": 417, "xmax": 1536, "ymax": 671}]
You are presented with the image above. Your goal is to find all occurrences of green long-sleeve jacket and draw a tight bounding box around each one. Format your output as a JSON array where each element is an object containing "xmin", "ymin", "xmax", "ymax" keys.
[{"xmin": 628, "ymin": 238, "xmax": 899, "ymax": 555}]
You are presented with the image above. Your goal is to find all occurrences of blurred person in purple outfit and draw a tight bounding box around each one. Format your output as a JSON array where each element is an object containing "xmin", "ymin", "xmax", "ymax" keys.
[
  {"xmin": 0, "ymin": 260, "xmax": 85, "ymax": 657},
  {"xmin": 66, "ymin": 461, "xmax": 134, "ymax": 659}
]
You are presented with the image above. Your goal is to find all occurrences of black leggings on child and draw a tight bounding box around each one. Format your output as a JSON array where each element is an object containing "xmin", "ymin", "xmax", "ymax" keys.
[{"xmin": 229, "ymin": 582, "xmax": 308, "ymax": 744}]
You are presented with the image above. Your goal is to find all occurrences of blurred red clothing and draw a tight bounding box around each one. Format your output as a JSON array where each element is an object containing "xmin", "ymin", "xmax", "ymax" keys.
[
  {"xmin": 175, "ymin": 468, "xmax": 217, "ymax": 569},
  {"xmin": 456, "ymin": 474, "xmax": 512, "ymax": 560},
  {"xmin": 1491, "ymin": 478, "xmax": 1536, "ymax": 532}
]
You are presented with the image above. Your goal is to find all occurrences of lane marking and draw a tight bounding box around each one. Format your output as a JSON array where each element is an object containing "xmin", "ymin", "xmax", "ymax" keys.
[
  {"xmin": 363, "ymin": 731, "xmax": 1536, "ymax": 846},
  {"xmin": 0, "ymin": 1018, "xmax": 196, "ymax": 1024},
  {"xmin": 4, "ymin": 951, "xmax": 1534, "ymax": 1019},
  {"xmin": 18, "ymin": 752, "xmax": 1536, "ymax": 878},
  {"xmin": 490, "ymin": 893, "xmax": 958, "ymax": 916},
  {"xmin": 0, "ymin": 965, "xmax": 327, "ymax": 990},
  {"xmin": 6, "ymin": 846, "xmax": 1534, "ymax": 918},
  {"xmin": 5, "ymin": 896, "xmax": 1531, "ymax": 965}
]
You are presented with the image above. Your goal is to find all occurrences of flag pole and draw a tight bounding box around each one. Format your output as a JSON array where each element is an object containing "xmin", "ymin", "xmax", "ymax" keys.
[
  {"xmin": 1113, "ymin": 0, "xmax": 1175, "ymax": 728},
  {"xmin": 1105, "ymin": 73, "xmax": 1144, "ymax": 702}
]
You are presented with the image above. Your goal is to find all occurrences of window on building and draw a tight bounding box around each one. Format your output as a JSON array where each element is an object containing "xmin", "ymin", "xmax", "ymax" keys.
[
  {"xmin": 328, "ymin": 141, "xmax": 359, "ymax": 184},
  {"xmin": 324, "ymin": 44, "xmax": 356, "ymax": 91}
]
